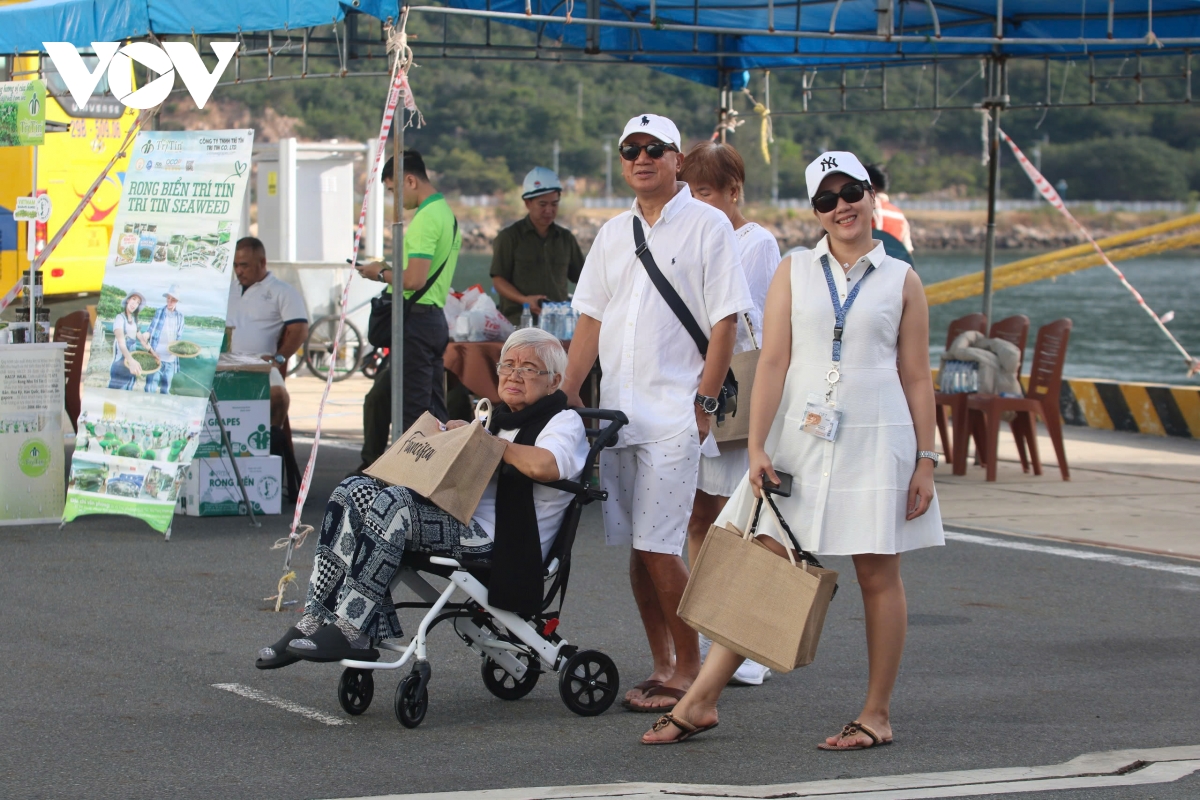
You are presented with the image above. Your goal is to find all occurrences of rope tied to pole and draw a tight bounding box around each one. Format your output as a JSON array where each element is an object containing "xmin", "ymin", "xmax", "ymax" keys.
[
  {"xmin": 265, "ymin": 11, "xmax": 424, "ymax": 609},
  {"xmin": 1002, "ymin": 128, "xmax": 1200, "ymax": 378},
  {"xmin": 741, "ymin": 79, "xmax": 774, "ymax": 164}
]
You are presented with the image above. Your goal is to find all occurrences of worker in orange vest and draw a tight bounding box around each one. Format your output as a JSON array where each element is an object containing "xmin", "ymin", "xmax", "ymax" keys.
[{"xmin": 866, "ymin": 163, "xmax": 914, "ymax": 256}]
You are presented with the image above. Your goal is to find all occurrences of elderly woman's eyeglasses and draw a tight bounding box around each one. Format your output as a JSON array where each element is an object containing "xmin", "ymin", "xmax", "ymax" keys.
[{"xmin": 497, "ymin": 363, "xmax": 552, "ymax": 379}]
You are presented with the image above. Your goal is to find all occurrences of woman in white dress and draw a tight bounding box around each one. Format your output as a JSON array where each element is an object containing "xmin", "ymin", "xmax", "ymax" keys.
[
  {"xmin": 642, "ymin": 151, "xmax": 943, "ymax": 747},
  {"xmin": 681, "ymin": 141, "xmax": 779, "ymax": 688}
]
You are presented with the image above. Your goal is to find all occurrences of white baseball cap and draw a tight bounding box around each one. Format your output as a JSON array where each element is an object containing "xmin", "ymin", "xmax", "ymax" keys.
[
  {"xmin": 805, "ymin": 151, "xmax": 871, "ymax": 201},
  {"xmin": 620, "ymin": 114, "xmax": 682, "ymax": 150},
  {"xmin": 521, "ymin": 167, "xmax": 562, "ymax": 200}
]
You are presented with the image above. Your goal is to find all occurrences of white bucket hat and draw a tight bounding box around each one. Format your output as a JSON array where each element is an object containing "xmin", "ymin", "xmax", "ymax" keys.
[{"xmin": 805, "ymin": 151, "xmax": 871, "ymax": 201}]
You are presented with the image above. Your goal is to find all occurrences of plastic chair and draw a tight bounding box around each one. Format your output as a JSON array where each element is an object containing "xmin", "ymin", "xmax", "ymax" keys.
[
  {"xmin": 53, "ymin": 310, "xmax": 90, "ymax": 432},
  {"xmin": 934, "ymin": 313, "xmax": 988, "ymax": 466},
  {"xmin": 967, "ymin": 318, "xmax": 1073, "ymax": 482}
]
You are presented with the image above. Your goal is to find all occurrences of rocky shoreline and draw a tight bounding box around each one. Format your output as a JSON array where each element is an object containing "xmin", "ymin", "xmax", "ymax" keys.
[{"xmin": 453, "ymin": 206, "xmax": 1180, "ymax": 254}]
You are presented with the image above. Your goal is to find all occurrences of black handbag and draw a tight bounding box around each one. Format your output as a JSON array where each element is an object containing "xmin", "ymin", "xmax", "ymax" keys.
[
  {"xmin": 631, "ymin": 217, "xmax": 738, "ymax": 420},
  {"xmin": 365, "ymin": 218, "xmax": 459, "ymax": 349}
]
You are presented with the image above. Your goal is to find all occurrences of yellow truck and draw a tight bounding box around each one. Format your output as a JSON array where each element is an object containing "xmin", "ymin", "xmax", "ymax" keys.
[{"xmin": 0, "ymin": 53, "xmax": 139, "ymax": 297}]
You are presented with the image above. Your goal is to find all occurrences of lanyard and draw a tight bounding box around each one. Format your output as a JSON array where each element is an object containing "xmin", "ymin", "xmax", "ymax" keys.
[{"xmin": 819, "ymin": 254, "xmax": 875, "ymax": 397}]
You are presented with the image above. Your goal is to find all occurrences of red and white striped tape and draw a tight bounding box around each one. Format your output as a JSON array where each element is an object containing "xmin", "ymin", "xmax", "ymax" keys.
[
  {"xmin": 0, "ymin": 109, "xmax": 153, "ymax": 314},
  {"xmin": 1001, "ymin": 129, "xmax": 1200, "ymax": 378},
  {"xmin": 278, "ymin": 58, "xmax": 412, "ymax": 569}
]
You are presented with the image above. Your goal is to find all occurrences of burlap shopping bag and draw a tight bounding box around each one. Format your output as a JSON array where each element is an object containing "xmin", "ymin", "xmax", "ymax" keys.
[
  {"xmin": 715, "ymin": 314, "xmax": 761, "ymax": 448},
  {"xmin": 678, "ymin": 495, "xmax": 838, "ymax": 672},
  {"xmin": 364, "ymin": 400, "xmax": 507, "ymax": 525}
]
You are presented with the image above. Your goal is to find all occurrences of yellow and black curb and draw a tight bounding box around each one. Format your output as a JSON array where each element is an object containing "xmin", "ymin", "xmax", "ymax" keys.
[{"xmin": 1060, "ymin": 378, "xmax": 1200, "ymax": 438}]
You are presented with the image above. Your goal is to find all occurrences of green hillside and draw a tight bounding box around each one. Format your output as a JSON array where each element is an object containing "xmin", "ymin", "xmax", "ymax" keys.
[{"xmin": 186, "ymin": 17, "xmax": 1200, "ymax": 201}]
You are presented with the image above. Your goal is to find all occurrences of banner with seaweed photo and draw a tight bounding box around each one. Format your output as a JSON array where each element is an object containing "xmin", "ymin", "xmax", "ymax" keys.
[{"xmin": 64, "ymin": 129, "xmax": 253, "ymax": 533}]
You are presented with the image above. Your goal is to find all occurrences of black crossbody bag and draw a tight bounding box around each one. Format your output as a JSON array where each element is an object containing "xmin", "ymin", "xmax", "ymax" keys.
[
  {"xmin": 632, "ymin": 217, "xmax": 738, "ymax": 420},
  {"xmin": 367, "ymin": 218, "xmax": 459, "ymax": 349}
]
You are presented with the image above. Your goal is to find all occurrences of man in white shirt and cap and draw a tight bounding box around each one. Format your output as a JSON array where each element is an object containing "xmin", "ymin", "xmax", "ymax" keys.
[
  {"xmin": 563, "ymin": 113, "xmax": 753, "ymax": 712},
  {"xmin": 145, "ymin": 284, "xmax": 185, "ymax": 394}
]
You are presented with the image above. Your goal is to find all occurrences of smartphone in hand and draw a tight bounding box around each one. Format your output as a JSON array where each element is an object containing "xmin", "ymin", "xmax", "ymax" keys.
[{"xmin": 762, "ymin": 470, "xmax": 794, "ymax": 498}]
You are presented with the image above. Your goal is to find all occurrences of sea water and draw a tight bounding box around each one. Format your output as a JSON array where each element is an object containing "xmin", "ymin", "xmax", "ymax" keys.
[{"xmin": 451, "ymin": 250, "xmax": 1200, "ymax": 386}]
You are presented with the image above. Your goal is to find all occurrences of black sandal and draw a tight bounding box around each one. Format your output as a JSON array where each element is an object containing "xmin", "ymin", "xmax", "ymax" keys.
[
  {"xmin": 255, "ymin": 626, "xmax": 305, "ymax": 670},
  {"xmin": 286, "ymin": 624, "xmax": 379, "ymax": 663}
]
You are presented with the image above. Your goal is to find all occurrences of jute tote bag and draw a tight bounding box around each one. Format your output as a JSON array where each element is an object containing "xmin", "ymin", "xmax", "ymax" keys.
[
  {"xmin": 715, "ymin": 314, "xmax": 760, "ymax": 449},
  {"xmin": 364, "ymin": 399, "xmax": 507, "ymax": 525},
  {"xmin": 678, "ymin": 494, "xmax": 838, "ymax": 672}
]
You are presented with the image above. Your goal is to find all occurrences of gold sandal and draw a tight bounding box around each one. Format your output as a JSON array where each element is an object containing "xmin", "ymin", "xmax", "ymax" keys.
[
  {"xmin": 641, "ymin": 713, "xmax": 719, "ymax": 745},
  {"xmin": 817, "ymin": 720, "xmax": 893, "ymax": 751}
]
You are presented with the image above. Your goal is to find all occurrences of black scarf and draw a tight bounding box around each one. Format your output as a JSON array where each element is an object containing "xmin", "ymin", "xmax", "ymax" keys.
[{"xmin": 485, "ymin": 390, "xmax": 569, "ymax": 613}]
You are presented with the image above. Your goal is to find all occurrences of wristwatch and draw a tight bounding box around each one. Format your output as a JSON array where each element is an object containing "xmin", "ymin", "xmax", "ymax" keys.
[
  {"xmin": 695, "ymin": 393, "xmax": 720, "ymax": 415},
  {"xmin": 917, "ymin": 450, "xmax": 940, "ymax": 466},
  {"xmin": 272, "ymin": 354, "xmax": 286, "ymax": 367}
]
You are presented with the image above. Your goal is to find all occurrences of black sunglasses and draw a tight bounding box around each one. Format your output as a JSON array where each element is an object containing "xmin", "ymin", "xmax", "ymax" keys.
[
  {"xmin": 619, "ymin": 141, "xmax": 678, "ymax": 161},
  {"xmin": 811, "ymin": 180, "xmax": 871, "ymax": 214}
]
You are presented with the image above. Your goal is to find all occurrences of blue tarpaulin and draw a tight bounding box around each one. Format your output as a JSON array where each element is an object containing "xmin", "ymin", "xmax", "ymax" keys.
[
  {"xmin": 3, "ymin": 0, "xmax": 1200, "ymax": 89},
  {"xmin": 0, "ymin": 0, "xmax": 400, "ymax": 52}
]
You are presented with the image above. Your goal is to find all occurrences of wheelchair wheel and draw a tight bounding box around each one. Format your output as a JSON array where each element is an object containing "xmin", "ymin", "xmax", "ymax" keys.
[
  {"xmin": 337, "ymin": 668, "xmax": 374, "ymax": 715},
  {"xmin": 481, "ymin": 653, "xmax": 540, "ymax": 701},
  {"xmin": 394, "ymin": 672, "xmax": 428, "ymax": 728},
  {"xmin": 558, "ymin": 649, "xmax": 619, "ymax": 717}
]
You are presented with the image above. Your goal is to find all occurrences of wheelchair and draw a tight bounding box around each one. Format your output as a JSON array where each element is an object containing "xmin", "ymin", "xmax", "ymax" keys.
[{"xmin": 332, "ymin": 407, "xmax": 628, "ymax": 729}]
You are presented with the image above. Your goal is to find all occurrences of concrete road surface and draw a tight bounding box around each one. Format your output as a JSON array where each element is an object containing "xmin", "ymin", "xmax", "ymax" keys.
[{"xmin": 2, "ymin": 441, "xmax": 1199, "ymax": 800}]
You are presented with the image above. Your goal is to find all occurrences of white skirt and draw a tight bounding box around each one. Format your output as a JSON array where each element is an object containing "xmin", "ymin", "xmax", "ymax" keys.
[{"xmin": 697, "ymin": 448, "xmax": 749, "ymax": 497}]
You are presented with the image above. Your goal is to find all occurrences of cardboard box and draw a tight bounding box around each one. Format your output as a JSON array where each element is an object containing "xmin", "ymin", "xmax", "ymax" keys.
[
  {"xmin": 180, "ymin": 456, "xmax": 282, "ymax": 516},
  {"xmin": 196, "ymin": 400, "xmax": 270, "ymax": 458}
]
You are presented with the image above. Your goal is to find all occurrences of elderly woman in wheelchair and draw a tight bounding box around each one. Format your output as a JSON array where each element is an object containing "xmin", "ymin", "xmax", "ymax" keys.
[{"xmin": 257, "ymin": 327, "xmax": 589, "ymax": 669}]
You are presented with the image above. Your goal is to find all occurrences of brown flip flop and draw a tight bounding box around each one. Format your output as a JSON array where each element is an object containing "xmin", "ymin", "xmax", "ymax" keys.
[
  {"xmin": 641, "ymin": 713, "xmax": 719, "ymax": 745},
  {"xmin": 628, "ymin": 684, "xmax": 687, "ymax": 713},
  {"xmin": 620, "ymin": 679, "xmax": 663, "ymax": 710},
  {"xmin": 817, "ymin": 720, "xmax": 893, "ymax": 751}
]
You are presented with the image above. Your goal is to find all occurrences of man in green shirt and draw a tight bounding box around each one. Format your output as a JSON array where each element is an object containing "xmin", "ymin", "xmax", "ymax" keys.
[
  {"xmin": 355, "ymin": 150, "xmax": 461, "ymax": 470},
  {"xmin": 490, "ymin": 167, "xmax": 585, "ymax": 325}
]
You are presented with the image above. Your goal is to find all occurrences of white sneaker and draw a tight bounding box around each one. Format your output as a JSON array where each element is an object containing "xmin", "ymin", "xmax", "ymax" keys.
[
  {"xmin": 728, "ymin": 659, "xmax": 772, "ymax": 686},
  {"xmin": 698, "ymin": 633, "xmax": 713, "ymax": 663}
]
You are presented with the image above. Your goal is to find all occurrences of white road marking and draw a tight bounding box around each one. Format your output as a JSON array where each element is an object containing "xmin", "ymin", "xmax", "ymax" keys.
[
  {"xmin": 319, "ymin": 746, "xmax": 1200, "ymax": 799},
  {"xmin": 945, "ymin": 530, "xmax": 1200, "ymax": 579},
  {"xmin": 211, "ymin": 683, "xmax": 350, "ymax": 726}
]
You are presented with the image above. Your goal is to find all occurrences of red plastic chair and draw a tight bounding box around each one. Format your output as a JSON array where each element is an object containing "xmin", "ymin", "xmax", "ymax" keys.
[
  {"xmin": 967, "ymin": 318, "xmax": 1073, "ymax": 482},
  {"xmin": 934, "ymin": 313, "xmax": 987, "ymax": 467},
  {"xmin": 53, "ymin": 310, "xmax": 90, "ymax": 433}
]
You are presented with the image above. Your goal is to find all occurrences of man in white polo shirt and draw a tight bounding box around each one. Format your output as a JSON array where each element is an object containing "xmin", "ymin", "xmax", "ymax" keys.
[
  {"xmin": 226, "ymin": 237, "xmax": 310, "ymax": 427},
  {"xmin": 563, "ymin": 114, "xmax": 752, "ymax": 712}
]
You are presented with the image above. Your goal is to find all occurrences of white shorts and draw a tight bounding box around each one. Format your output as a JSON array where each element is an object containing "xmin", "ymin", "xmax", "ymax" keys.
[
  {"xmin": 599, "ymin": 428, "xmax": 700, "ymax": 556},
  {"xmin": 269, "ymin": 368, "xmax": 285, "ymax": 388},
  {"xmin": 697, "ymin": 448, "xmax": 750, "ymax": 498}
]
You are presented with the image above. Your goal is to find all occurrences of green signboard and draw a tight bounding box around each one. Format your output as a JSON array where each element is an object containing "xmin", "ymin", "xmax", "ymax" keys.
[{"xmin": 0, "ymin": 79, "xmax": 46, "ymax": 146}]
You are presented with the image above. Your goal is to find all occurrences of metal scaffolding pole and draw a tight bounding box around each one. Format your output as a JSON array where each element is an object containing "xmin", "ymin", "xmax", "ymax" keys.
[
  {"xmin": 390, "ymin": 108, "xmax": 405, "ymax": 443},
  {"xmin": 981, "ymin": 56, "xmax": 1006, "ymax": 324}
]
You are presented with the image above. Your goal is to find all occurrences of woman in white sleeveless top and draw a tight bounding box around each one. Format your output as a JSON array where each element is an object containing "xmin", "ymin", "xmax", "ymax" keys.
[{"xmin": 643, "ymin": 151, "xmax": 943, "ymax": 748}]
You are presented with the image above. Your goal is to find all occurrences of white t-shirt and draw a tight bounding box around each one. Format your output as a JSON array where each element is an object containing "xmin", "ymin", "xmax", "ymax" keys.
[
  {"xmin": 226, "ymin": 272, "xmax": 308, "ymax": 356},
  {"xmin": 733, "ymin": 222, "xmax": 781, "ymax": 354},
  {"xmin": 572, "ymin": 183, "xmax": 753, "ymax": 446},
  {"xmin": 471, "ymin": 409, "xmax": 590, "ymax": 560}
]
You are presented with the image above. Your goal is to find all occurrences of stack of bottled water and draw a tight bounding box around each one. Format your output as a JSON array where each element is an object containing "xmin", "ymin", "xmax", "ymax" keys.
[
  {"xmin": 538, "ymin": 302, "xmax": 579, "ymax": 340},
  {"xmin": 939, "ymin": 360, "xmax": 980, "ymax": 394}
]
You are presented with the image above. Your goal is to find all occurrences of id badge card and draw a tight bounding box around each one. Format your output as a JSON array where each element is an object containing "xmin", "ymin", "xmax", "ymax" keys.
[{"xmin": 801, "ymin": 392, "xmax": 842, "ymax": 441}]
